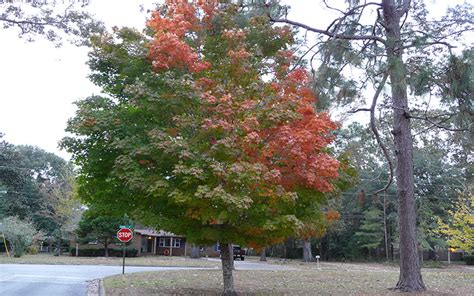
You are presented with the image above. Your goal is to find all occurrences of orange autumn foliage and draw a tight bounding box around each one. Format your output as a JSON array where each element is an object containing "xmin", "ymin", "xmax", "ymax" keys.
[
  {"xmin": 325, "ymin": 209, "xmax": 341, "ymax": 222},
  {"xmin": 145, "ymin": 0, "xmax": 340, "ymax": 248},
  {"xmin": 146, "ymin": 0, "xmax": 217, "ymax": 72}
]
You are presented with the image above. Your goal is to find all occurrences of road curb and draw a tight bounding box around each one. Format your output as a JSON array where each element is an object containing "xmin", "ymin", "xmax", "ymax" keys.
[
  {"xmin": 99, "ymin": 279, "xmax": 105, "ymax": 296},
  {"xmin": 86, "ymin": 279, "xmax": 99, "ymax": 296}
]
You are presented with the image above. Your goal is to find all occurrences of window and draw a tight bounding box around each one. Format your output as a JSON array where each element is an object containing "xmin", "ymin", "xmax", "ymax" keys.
[
  {"xmin": 159, "ymin": 238, "xmax": 170, "ymax": 247},
  {"xmin": 159, "ymin": 237, "xmax": 181, "ymax": 248}
]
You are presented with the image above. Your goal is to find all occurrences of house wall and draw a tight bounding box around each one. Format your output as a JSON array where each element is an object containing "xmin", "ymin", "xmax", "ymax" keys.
[
  {"xmin": 70, "ymin": 231, "xmax": 220, "ymax": 258},
  {"xmin": 155, "ymin": 236, "xmax": 186, "ymax": 256}
]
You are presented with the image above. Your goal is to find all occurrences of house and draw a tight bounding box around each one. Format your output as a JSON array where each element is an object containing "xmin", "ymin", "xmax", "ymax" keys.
[
  {"xmin": 132, "ymin": 229, "xmax": 223, "ymax": 257},
  {"xmin": 134, "ymin": 229, "xmax": 187, "ymax": 256},
  {"xmin": 70, "ymin": 227, "xmax": 221, "ymax": 257}
]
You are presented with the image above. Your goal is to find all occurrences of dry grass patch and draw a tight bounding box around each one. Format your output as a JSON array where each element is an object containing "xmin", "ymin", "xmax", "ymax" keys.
[
  {"xmin": 104, "ymin": 263, "xmax": 473, "ymax": 296},
  {"xmin": 0, "ymin": 253, "xmax": 219, "ymax": 268}
]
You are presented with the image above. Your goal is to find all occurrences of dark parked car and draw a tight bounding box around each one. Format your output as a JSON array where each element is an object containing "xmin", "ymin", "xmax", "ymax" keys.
[{"xmin": 233, "ymin": 245, "xmax": 245, "ymax": 261}]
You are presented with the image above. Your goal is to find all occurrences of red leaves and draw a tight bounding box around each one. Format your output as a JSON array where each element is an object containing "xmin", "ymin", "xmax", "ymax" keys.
[
  {"xmin": 148, "ymin": 33, "xmax": 210, "ymax": 72},
  {"xmin": 146, "ymin": 0, "xmax": 216, "ymax": 73},
  {"xmin": 146, "ymin": 1, "xmax": 340, "ymax": 194}
]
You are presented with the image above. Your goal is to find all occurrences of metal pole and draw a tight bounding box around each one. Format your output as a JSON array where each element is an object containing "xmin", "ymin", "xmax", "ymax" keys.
[
  {"xmin": 2, "ymin": 233, "xmax": 11, "ymax": 259},
  {"xmin": 316, "ymin": 255, "xmax": 321, "ymax": 270},
  {"xmin": 169, "ymin": 237, "xmax": 173, "ymax": 257},
  {"xmin": 122, "ymin": 242, "xmax": 126, "ymax": 274}
]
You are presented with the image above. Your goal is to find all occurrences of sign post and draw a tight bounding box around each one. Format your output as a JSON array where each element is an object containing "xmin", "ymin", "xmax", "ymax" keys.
[{"xmin": 117, "ymin": 227, "xmax": 133, "ymax": 274}]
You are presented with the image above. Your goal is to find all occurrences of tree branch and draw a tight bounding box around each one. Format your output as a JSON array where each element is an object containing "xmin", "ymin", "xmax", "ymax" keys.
[
  {"xmin": 349, "ymin": 108, "xmax": 371, "ymax": 113},
  {"xmin": 399, "ymin": 0, "xmax": 411, "ymax": 17},
  {"xmin": 408, "ymin": 114, "xmax": 469, "ymax": 132},
  {"xmin": 269, "ymin": 17, "xmax": 386, "ymax": 44},
  {"xmin": 369, "ymin": 73, "xmax": 394, "ymax": 196}
]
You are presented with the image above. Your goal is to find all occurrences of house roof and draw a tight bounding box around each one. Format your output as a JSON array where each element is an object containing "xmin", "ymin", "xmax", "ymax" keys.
[{"xmin": 134, "ymin": 228, "xmax": 183, "ymax": 238}]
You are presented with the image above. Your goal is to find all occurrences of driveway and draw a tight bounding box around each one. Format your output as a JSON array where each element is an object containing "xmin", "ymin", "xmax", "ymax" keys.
[{"xmin": 0, "ymin": 264, "xmax": 211, "ymax": 296}]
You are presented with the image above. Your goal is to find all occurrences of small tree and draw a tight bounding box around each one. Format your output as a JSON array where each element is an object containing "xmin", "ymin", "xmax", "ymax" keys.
[
  {"xmin": 0, "ymin": 216, "xmax": 40, "ymax": 257},
  {"xmin": 435, "ymin": 192, "xmax": 474, "ymax": 254},
  {"xmin": 76, "ymin": 210, "xmax": 132, "ymax": 257},
  {"xmin": 354, "ymin": 207, "xmax": 384, "ymax": 260}
]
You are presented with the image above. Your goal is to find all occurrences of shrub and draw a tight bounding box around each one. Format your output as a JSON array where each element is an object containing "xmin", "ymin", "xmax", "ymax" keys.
[
  {"xmin": 0, "ymin": 216, "xmax": 38, "ymax": 257},
  {"xmin": 28, "ymin": 245, "xmax": 39, "ymax": 255},
  {"xmin": 463, "ymin": 254, "xmax": 474, "ymax": 265},
  {"xmin": 69, "ymin": 247, "xmax": 138, "ymax": 257}
]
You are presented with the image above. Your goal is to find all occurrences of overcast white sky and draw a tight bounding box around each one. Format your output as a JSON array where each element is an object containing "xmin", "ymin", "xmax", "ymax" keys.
[{"xmin": 0, "ymin": 0, "xmax": 464, "ymax": 160}]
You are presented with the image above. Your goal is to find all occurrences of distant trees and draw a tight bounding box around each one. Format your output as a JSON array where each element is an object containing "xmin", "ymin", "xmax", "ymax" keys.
[
  {"xmin": 268, "ymin": 0, "xmax": 472, "ymax": 291},
  {"xmin": 0, "ymin": 0, "xmax": 104, "ymax": 46},
  {"xmin": 0, "ymin": 134, "xmax": 78, "ymax": 253}
]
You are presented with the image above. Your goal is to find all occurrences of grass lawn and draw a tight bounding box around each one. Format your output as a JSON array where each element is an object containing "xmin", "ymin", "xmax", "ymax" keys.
[
  {"xmin": 104, "ymin": 260, "xmax": 474, "ymax": 295},
  {"xmin": 0, "ymin": 253, "xmax": 220, "ymax": 268}
]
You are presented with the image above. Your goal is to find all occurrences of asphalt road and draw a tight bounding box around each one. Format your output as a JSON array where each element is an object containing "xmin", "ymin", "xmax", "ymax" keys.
[
  {"xmin": 0, "ymin": 264, "xmax": 208, "ymax": 296},
  {"xmin": 0, "ymin": 260, "xmax": 294, "ymax": 296}
]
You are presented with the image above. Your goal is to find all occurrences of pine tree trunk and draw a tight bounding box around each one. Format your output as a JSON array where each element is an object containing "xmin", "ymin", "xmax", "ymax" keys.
[
  {"xmin": 55, "ymin": 236, "xmax": 61, "ymax": 256},
  {"xmin": 220, "ymin": 242, "xmax": 236, "ymax": 296},
  {"xmin": 104, "ymin": 239, "xmax": 109, "ymax": 257},
  {"xmin": 383, "ymin": 194, "xmax": 390, "ymax": 261},
  {"xmin": 382, "ymin": 0, "xmax": 426, "ymax": 291},
  {"xmin": 190, "ymin": 245, "xmax": 201, "ymax": 259},
  {"xmin": 303, "ymin": 239, "xmax": 313, "ymax": 262},
  {"xmin": 260, "ymin": 247, "xmax": 267, "ymax": 261}
]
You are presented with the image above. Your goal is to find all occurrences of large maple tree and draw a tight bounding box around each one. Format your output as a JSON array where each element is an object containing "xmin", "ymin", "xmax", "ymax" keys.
[{"xmin": 62, "ymin": 1, "xmax": 340, "ymax": 294}]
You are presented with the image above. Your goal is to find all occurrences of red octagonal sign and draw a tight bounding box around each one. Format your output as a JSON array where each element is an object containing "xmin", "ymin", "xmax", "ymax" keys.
[{"xmin": 117, "ymin": 228, "xmax": 133, "ymax": 243}]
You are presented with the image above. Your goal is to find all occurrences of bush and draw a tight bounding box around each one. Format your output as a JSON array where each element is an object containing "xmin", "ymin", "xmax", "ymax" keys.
[
  {"xmin": 0, "ymin": 216, "xmax": 38, "ymax": 257},
  {"xmin": 69, "ymin": 248, "xmax": 138, "ymax": 257},
  {"xmin": 28, "ymin": 245, "xmax": 39, "ymax": 255},
  {"xmin": 463, "ymin": 254, "xmax": 474, "ymax": 265}
]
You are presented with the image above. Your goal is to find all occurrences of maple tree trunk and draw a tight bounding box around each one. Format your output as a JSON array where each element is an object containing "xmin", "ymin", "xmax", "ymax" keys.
[
  {"xmin": 382, "ymin": 0, "xmax": 426, "ymax": 291},
  {"xmin": 303, "ymin": 239, "xmax": 313, "ymax": 262},
  {"xmin": 220, "ymin": 242, "xmax": 236, "ymax": 296},
  {"xmin": 260, "ymin": 247, "xmax": 267, "ymax": 261}
]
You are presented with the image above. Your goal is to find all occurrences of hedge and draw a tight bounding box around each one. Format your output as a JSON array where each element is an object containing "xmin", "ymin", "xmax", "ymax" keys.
[
  {"xmin": 464, "ymin": 254, "xmax": 474, "ymax": 265},
  {"xmin": 69, "ymin": 247, "xmax": 138, "ymax": 257}
]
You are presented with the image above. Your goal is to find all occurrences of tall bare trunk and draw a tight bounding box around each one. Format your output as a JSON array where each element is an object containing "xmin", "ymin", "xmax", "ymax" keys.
[
  {"xmin": 382, "ymin": 0, "xmax": 425, "ymax": 291},
  {"xmin": 383, "ymin": 194, "xmax": 390, "ymax": 261},
  {"xmin": 104, "ymin": 239, "xmax": 109, "ymax": 257},
  {"xmin": 55, "ymin": 235, "xmax": 61, "ymax": 256},
  {"xmin": 303, "ymin": 239, "xmax": 313, "ymax": 262},
  {"xmin": 220, "ymin": 242, "xmax": 236, "ymax": 296},
  {"xmin": 260, "ymin": 247, "xmax": 267, "ymax": 261}
]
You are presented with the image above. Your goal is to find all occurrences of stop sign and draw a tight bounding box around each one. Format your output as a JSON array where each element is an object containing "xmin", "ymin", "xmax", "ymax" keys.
[{"xmin": 117, "ymin": 228, "xmax": 133, "ymax": 243}]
